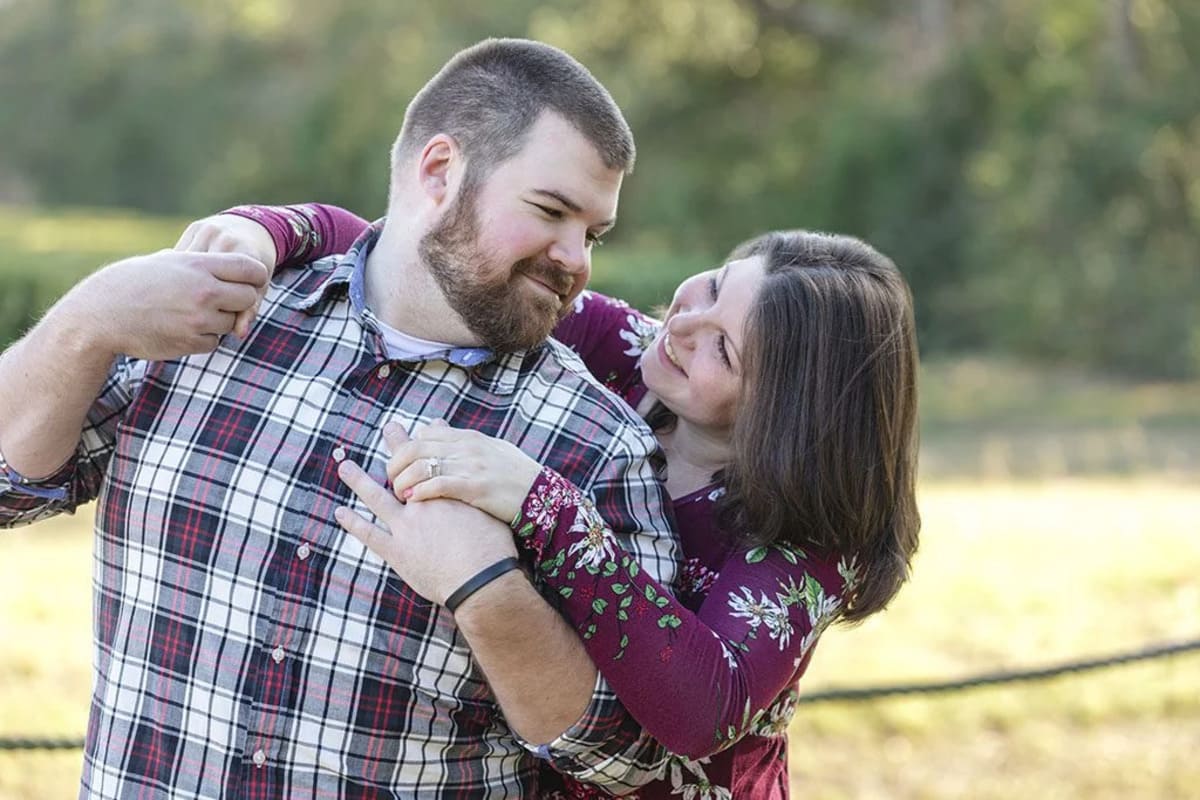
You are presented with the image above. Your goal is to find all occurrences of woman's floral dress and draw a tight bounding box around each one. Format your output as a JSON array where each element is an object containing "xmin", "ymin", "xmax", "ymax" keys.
[{"xmin": 232, "ymin": 204, "xmax": 857, "ymax": 799}]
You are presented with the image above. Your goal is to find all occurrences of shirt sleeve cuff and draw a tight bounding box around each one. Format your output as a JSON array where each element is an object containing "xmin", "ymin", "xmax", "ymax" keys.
[{"xmin": 0, "ymin": 452, "xmax": 73, "ymax": 501}]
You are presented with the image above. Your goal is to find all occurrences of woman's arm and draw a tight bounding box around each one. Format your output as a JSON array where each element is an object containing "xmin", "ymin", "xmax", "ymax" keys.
[
  {"xmin": 220, "ymin": 203, "xmax": 370, "ymax": 266},
  {"xmin": 173, "ymin": 207, "xmax": 658, "ymax": 395},
  {"xmin": 389, "ymin": 424, "xmax": 852, "ymax": 759},
  {"xmin": 510, "ymin": 467, "xmax": 852, "ymax": 758},
  {"xmin": 334, "ymin": 439, "xmax": 669, "ymax": 792}
]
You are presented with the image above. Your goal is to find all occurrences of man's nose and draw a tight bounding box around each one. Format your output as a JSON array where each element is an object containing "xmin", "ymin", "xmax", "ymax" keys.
[{"xmin": 548, "ymin": 232, "xmax": 590, "ymax": 276}]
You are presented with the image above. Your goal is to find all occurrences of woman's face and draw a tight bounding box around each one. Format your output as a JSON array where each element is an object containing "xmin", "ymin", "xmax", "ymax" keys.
[{"xmin": 641, "ymin": 255, "xmax": 768, "ymax": 434}]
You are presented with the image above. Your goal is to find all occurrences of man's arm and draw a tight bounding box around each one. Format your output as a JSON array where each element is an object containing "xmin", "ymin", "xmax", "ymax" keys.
[
  {"xmin": 337, "ymin": 423, "xmax": 679, "ymax": 791},
  {"xmin": 0, "ymin": 250, "xmax": 267, "ymax": 507},
  {"xmin": 452, "ymin": 570, "xmax": 599, "ymax": 743}
]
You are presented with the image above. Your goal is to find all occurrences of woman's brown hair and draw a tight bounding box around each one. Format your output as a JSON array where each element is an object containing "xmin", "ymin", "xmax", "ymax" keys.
[{"xmin": 716, "ymin": 230, "xmax": 921, "ymax": 622}]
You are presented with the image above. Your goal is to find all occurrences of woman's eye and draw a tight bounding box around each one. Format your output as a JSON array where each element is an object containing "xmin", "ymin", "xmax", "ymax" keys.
[
  {"xmin": 708, "ymin": 276, "xmax": 719, "ymax": 300},
  {"xmin": 536, "ymin": 204, "xmax": 563, "ymax": 219},
  {"xmin": 717, "ymin": 335, "xmax": 732, "ymax": 369},
  {"xmin": 586, "ymin": 233, "xmax": 606, "ymax": 247}
]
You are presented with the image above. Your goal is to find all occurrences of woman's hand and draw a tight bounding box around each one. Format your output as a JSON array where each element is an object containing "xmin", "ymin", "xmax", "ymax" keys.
[
  {"xmin": 382, "ymin": 420, "xmax": 543, "ymax": 526},
  {"xmin": 335, "ymin": 456, "xmax": 519, "ymax": 608},
  {"xmin": 175, "ymin": 213, "xmax": 277, "ymax": 338}
]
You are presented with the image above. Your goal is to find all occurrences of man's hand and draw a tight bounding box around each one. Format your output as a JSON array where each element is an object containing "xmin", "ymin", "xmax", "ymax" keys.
[
  {"xmin": 175, "ymin": 213, "xmax": 277, "ymax": 337},
  {"xmin": 66, "ymin": 249, "xmax": 269, "ymax": 361},
  {"xmin": 334, "ymin": 456, "xmax": 519, "ymax": 609}
]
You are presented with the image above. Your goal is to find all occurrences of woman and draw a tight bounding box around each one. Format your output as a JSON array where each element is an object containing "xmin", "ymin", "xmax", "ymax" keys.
[{"xmin": 187, "ymin": 203, "xmax": 920, "ymax": 798}]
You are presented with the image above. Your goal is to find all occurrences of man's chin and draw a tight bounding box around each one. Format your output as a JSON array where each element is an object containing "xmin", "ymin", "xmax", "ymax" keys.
[{"xmin": 472, "ymin": 308, "xmax": 559, "ymax": 352}]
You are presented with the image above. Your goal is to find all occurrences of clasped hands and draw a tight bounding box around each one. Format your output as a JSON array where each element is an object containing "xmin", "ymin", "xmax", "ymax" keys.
[{"xmin": 335, "ymin": 421, "xmax": 543, "ymax": 610}]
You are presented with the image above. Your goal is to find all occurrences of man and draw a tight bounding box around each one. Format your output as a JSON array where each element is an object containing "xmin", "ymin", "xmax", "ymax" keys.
[{"xmin": 0, "ymin": 39, "xmax": 679, "ymax": 798}]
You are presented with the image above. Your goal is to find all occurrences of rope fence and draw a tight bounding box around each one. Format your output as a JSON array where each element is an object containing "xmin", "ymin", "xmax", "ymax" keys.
[
  {"xmin": 796, "ymin": 635, "xmax": 1200, "ymax": 704},
  {"xmin": 4, "ymin": 636, "xmax": 1199, "ymax": 752}
]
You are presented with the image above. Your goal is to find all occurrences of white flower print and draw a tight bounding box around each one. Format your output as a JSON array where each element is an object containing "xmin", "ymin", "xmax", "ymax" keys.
[
  {"xmin": 565, "ymin": 501, "xmax": 617, "ymax": 571},
  {"xmin": 763, "ymin": 602, "xmax": 795, "ymax": 651},
  {"xmin": 837, "ymin": 553, "xmax": 860, "ymax": 590},
  {"xmin": 807, "ymin": 589, "xmax": 841, "ymax": 629},
  {"xmin": 749, "ymin": 691, "xmax": 799, "ymax": 739},
  {"xmin": 618, "ymin": 313, "xmax": 660, "ymax": 357},
  {"xmin": 667, "ymin": 756, "xmax": 733, "ymax": 800},
  {"xmin": 728, "ymin": 587, "xmax": 793, "ymax": 649},
  {"xmin": 522, "ymin": 477, "xmax": 575, "ymax": 530},
  {"xmin": 713, "ymin": 631, "xmax": 739, "ymax": 671},
  {"xmin": 571, "ymin": 290, "xmax": 593, "ymax": 315}
]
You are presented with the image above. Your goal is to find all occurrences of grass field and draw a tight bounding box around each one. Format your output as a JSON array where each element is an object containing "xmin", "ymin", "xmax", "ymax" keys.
[
  {"xmin": 1, "ymin": 205, "xmax": 1198, "ymax": 797},
  {"xmin": 2, "ymin": 479, "xmax": 1197, "ymax": 799}
]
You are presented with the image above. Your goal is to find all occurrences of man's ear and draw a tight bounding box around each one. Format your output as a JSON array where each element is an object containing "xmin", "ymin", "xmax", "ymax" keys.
[{"xmin": 415, "ymin": 134, "xmax": 464, "ymax": 206}]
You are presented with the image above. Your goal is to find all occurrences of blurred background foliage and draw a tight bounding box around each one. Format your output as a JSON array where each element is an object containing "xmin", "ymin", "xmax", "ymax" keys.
[
  {"xmin": 2, "ymin": 7, "xmax": 1198, "ymax": 797},
  {"xmin": 0, "ymin": 0, "xmax": 1197, "ymax": 378}
]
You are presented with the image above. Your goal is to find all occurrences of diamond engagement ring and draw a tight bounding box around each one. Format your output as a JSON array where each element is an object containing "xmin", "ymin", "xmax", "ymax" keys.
[{"xmin": 426, "ymin": 457, "xmax": 441, "ymax": 480}]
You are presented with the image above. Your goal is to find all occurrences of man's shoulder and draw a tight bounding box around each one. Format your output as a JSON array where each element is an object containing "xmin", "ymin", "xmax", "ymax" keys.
[
  {"xmin": 520, "ymin": 338, "xmax": 654, "ymax": 444},
  {"xmin": 261, "ymin": 255, "xmax": 348, "ymax": 310}
]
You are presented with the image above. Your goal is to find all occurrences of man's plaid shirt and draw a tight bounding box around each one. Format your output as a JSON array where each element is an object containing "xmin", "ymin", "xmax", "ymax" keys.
[{"xmin": 0, "ymin": 229, "xmax": 681, "ymax": 798}]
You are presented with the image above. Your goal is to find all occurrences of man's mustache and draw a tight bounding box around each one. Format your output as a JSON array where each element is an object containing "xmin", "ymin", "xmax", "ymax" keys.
[{"xmin": 515, "ymin": 257, "xmax": 574, "ymax": 297}]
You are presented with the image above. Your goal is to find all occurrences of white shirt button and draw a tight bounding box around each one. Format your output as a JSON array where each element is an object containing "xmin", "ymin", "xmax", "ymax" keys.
[
  {"xmin": 252, "ymin": 749, "xmax": 266, "ymax": 767},
  {"xmin": 271, "ymin": 646, "xmax": 285, "ymax": 663},
  {"xmin": 297, "ymin": 543, "xmax": 311, "ymax": 561},
  {"xmin": 332, "ymin": 446, "xmax": 347, "ymax": 462},
  {"xmin": 378, "ymin": 364, "xmax": 391, "ymax": 379}
]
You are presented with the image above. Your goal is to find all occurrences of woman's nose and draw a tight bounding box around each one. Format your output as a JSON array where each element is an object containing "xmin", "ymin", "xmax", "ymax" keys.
[{"xmin": 666, "ymin": 309, "xmax": 700, "ymax": 340}]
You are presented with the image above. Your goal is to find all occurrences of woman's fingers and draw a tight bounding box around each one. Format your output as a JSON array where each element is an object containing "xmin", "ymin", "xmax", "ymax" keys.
[
  {"xmin": 412, "ymin": 419, "xmax": 463, "ymax": 442},
  {"xmin": 404, "ymin": 475, "xmax": 470, "ymax": 504},
  {"xmin": 379, "ymin": 420, "xmax": 490, "ymax": 505}
]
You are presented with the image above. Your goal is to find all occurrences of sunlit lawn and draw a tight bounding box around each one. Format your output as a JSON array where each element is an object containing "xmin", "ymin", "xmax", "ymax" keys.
[
  {"xmin": 2, "ymin": 478, "xmax": 1197, "ymax": 799},
  {"xmin": 794, "ymin": 478, "xmax": 1199, "ymax": 800}
]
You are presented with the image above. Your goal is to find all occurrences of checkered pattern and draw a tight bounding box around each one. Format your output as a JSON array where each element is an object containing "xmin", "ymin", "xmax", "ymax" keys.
[{"xmin": 0, "ymin": 229, "xmax": 680, "ymax": 798}]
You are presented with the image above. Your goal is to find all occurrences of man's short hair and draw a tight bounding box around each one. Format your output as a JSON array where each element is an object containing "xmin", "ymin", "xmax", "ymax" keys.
[{"xmin": 392, "ymin": 38, "xmax": 635, "ymax": 187}]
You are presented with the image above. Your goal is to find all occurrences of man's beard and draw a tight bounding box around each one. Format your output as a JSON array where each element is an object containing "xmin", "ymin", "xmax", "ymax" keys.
[{"xmin": 419, "ymin": 188, "xmax": 573, "ymax": 353}]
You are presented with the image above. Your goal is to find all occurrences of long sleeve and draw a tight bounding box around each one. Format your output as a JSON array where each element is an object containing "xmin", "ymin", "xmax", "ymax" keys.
[
  {"xmin": 523, "ymin": 381, "xmax": 680, "ymax": 789},
  {"xmin": 1, "ymin": 355, "xmax": 146, "ymax": 527},
  {"xmin": 513, "ymin": 468, "xmax": 855, "ymax": 759},
  {"xmin": 222, "ymin": 203, "xmax": 370, "ymax": 266},
  {"xmin": 552, "ymin": 291, "xmax": 660, "ymax": 399}
]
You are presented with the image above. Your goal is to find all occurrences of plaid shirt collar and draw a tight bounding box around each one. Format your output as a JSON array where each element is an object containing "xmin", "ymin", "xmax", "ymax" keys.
[{"xmin": 290, "ymin": 219, "xmax": 535, "ymax": 397}]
